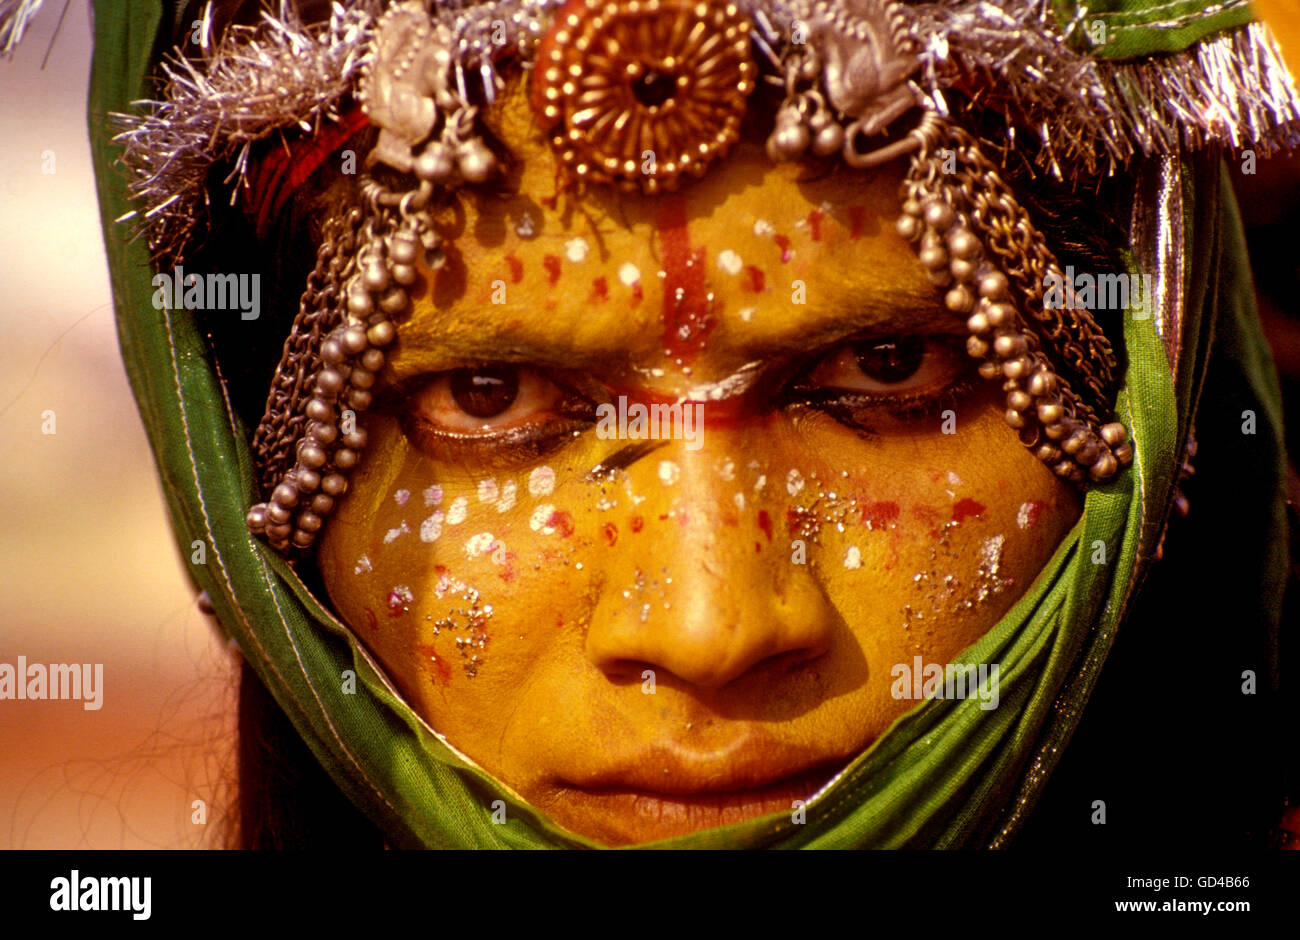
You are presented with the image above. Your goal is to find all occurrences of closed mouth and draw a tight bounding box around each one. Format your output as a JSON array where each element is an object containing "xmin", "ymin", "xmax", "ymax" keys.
[{"xmin": 557, "ymin": 760, "xmax": 846, "ymax": 839}]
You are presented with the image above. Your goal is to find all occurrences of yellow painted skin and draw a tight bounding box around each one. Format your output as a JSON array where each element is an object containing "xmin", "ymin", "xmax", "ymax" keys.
[{"xmin": 316, "ymin": 71, "xmax": 1080, "ymax": 845}]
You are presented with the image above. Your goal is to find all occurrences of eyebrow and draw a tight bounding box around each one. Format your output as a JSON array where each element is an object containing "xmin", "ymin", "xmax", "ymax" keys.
[{"xmin": 386, "ymin": 286, "xmax": 961, "ymax": 380}]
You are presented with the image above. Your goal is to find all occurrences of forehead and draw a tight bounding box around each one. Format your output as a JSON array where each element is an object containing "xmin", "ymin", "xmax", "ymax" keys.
[{"xmin": 388, "ymin": 73, "xmax": 947, "ymax": 383}]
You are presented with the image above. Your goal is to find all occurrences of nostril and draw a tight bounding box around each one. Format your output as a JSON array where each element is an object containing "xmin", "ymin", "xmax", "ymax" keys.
[{"xmin": 600, "ymin": 658, "xmax": 660, "ymax": 686}]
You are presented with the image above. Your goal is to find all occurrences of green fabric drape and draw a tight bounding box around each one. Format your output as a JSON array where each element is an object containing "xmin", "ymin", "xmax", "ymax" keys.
[
  {"xmin": 89, "ymin": 0, "xmax": 1288, "ymax": 848},
  {"xmin": 1049, "ymin": 0, "xmax": 1255, "ymax": 58}
]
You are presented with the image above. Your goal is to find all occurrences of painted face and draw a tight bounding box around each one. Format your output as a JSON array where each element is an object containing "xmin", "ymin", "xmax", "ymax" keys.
[{"xmin": 316, "ymin": 75, "xmax": 1080, "ymax": 845}]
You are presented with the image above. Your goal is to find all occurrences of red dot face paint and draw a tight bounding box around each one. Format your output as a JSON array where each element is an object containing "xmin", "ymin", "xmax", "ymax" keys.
[
  {"xmin": 757, "ymin": 509, "xmax": 774, "ymax": 542},
  {"xmin": 774, "ymin": 233, "xmax": 792, "ymax": 262},
  {"xmin": 808, "ymin": 209, "xmax": 825, "ymax": 241},
  {"xmin": 654, "ymin": 195, "xmax": 719, "ymax": 361},
  {"xmin": 505, "ymin": 252, "xmax": 524, "ymax": 283},
  {"xmin": 847, "ymin": 205, "xmax": 867, "ymax": 239},
  {"xmin": 951, "ymin": 498, "xmax": 986, "ymax": 524},
  {"xmin": 861, "ymin": 501, "xmax": 900, "ymax": 529},
  {"xmin": 745, "ymin": 265, "xmax": 766, "ymax": 292},
  {"xmin": 543, "ymin": 254, "xmax": 561, "ymax": 285},
  {"xmin": 591, "ymin": 276, "xmax": 609, "ymax": 301}
]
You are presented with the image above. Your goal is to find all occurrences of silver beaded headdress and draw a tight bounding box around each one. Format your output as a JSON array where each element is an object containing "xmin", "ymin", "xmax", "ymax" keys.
[{"xmin": 110, "ymin": 0, "xmax": 1300, "ymax": 555}]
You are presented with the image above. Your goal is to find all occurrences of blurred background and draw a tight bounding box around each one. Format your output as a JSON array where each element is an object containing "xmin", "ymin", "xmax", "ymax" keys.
[
  {"xmin": 0, "ymin": 2, "xmax": 236, "ymax": 849},
  {"xmin": 0, "ymin": 1, "xmax": 1295, "ymax": 849}
]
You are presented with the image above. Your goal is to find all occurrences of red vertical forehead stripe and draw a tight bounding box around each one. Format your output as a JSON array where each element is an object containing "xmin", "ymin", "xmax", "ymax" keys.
[{"xmin": 243, "ymin": 105, "xmax": 371, "ymax": 239}]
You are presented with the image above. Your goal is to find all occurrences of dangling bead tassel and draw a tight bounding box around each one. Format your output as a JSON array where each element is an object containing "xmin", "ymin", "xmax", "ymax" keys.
[{"xmin": 894, "ymin": 115, "xmax": 1132, "ymax": 486}]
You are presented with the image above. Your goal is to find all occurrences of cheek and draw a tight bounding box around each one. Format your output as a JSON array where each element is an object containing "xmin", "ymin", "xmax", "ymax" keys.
[
  {"xmin": 770, "ymin": 410, "xmax": 1079, "ymax": 654},
  {"xmin": 316, "ymin": 420, "xmax": 599, "ymax": 708}
]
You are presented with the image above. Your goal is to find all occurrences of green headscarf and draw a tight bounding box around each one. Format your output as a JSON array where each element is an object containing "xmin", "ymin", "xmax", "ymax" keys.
[{"xmin": 88, "ymin": 0, "xmax": 1291, "ymax": 848}]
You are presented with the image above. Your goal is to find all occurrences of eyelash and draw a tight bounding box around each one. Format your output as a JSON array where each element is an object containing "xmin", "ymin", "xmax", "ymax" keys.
[
  {"xmin": 397, "ymin": 335, "xmax": 976, "ymax": 462},
  {"xmin": 397, "ymin": 379, "xmax": 595, "ymax": 468}
]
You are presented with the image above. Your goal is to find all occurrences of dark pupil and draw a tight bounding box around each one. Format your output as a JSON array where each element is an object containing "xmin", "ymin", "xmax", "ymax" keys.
[
  {"xmin": 633, "ymin": 70, "xmax": 676, "ymax": 108},
  {"xmin": 854, "ymin": 336, "xmax": 924, "ymax": 384},
  {"xmin": 450, "ymin": 366, "xmax": 519, "ymax": 418}
]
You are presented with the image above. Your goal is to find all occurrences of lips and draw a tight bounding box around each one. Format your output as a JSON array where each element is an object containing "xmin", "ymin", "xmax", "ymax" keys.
[{"xmin": 552, "ymin": 755, "xmax": 848, "ymax": 841}]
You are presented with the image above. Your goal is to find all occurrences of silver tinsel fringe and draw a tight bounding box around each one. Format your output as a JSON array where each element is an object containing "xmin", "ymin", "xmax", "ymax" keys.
[
  {"xmin": 908, "ymin": 0, "xmax": 1300, "ymax": 177},
  {"xmin": 0, "ymin": 0, "xmax": 47, "ymax": 58},
  {"xmin": 112, "ymin": 2, "xmax": 380, "ymax": 262},
  {"xmin": 113, "ymin": 0, "xmax": 1300, "ymax": 261}
]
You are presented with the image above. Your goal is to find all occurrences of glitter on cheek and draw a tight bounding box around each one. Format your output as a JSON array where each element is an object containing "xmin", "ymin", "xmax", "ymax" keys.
[
  {"xmin": 354, "ymin": 554, "xmax": 373, "ymax": 575},
  {"xmin": 383, "ymin": 521, "xmax": 411, "ymax": 544},
  {"xmin": 786, "ymin": 469, "xmax": 805, "ymax": 496},
  {"xmin": 426, "ymin": 584, "xmax": 493, "ymax": 678},
  {"xmin": 529, "ymin": 466, "xmax": 556, "ymax": 497},
  {"xmin": 420, "ymin": 511, "xmax": 445, "ymax": 543},
  {"xmin": 387, "ymin": 584, "xmax": 414, "ymax": 617},
  {"xmin": 423, "ymin": 485, "xmax": 443, "ymax": 507},
  {"xmin": 394, "ymin": 488, "xmax": 410, "ymax": 506},
  {"xmin": 446, "ymin": 496, "xmax": 469, "ymax": 525},
  {"xmin": 658, "ymin": 460, "xmax": 680, "ymax": 485},
  {"xmin": 477, "ymin": 478, "xmax": 499, "ymax": 503}
]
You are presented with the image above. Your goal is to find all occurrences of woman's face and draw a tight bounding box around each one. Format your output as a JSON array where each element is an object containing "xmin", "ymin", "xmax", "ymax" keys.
[{"xmin": 316, "ymin": 78, "xmax": 1080, "ymax": 845}]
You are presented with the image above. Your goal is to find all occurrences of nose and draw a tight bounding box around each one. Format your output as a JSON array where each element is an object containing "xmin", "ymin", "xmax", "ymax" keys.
[{"xmin": 584, "ymin": 441, "xmax": 837, "ymax": 690}]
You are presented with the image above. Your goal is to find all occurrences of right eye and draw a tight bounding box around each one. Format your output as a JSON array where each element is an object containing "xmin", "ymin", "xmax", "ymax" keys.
[{"xmin": 399, "ymin": 365, "xmax": 598, "ymax": 465}]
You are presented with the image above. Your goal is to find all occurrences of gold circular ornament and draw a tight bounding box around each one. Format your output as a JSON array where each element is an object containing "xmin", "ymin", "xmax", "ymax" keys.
[{"xmin": 531, "ymin": 0, "xmax": 757, "ymax": 194}]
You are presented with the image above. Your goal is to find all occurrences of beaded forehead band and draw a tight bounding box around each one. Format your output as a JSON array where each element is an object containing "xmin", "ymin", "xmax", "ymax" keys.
[{"xmin": 112, "ymin": 0, "xmax": 1300, "ymax": 555}]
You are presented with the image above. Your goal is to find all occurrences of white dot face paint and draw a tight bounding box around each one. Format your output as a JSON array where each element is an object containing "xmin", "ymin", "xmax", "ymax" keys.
[
  {"xmin": 564, "ymin": 236, "xmax": 590, "ymax": 263},
  {"xmin": 717, "ymin": 458, "xmax": 735, "ymax": 481},
  {"xmin": 477, "ymin": 478, "xmax": 499, "ymax": 503},
  {"xmin": 529, "ymin": 504, "xmax": 556, "ymax": 534},
  {"xmin": 734, "ymin": 492, "xmax": 746, "ymax": 510},
  {"xmin": 383, "ymin": 521, "xmax": 410, "ymax": 544},
  {"xmin": 394, "ymin": 489, "xmax": 410, "ymax": 506},
  {"xmin": 844, "ymin": 546, "xmax": 862, "ymax": 570},
  {"xmin": 465, "ymin": 532, "xmax": 496, "ymax": 559},
  {"xmin": 423, "ymin": 485, "xmax": 443, "ymax": 507},
  {"xmin": 354, "ymin": 554, "xmax": 373, "ymax": 575},
  {"xmin": 495, "ymin": 479, "xmax": 517, "ymax": 513},
  {"xmin": 1017, "ymin": 502, "xmax": 1034, "ymax": 530},
  {"xmin": 446, "ymin": 496, "xmax": 468, "ymax": 525},
  {"xmin": 528, "ymin": 466, "xmax": 555, "ymax": 497},
  {"xmin": 618, "ymin": 262, "xmax": 641, "ymax": 287},
  {"xmin": 786, "ymin": 469, "xmax": 805, "ymax": 496},
  {"xmin": 753, "ymin": 218, "xmax": 774, "ymax": 237},
  {"xmin": 739, "ymin": 306, "xmax": 756, "ymax": 322},
  {"xmin": 717, "ymin": 249, "xmax": 743, "ymax": 275},
  {"xmin": 420, "ymin": 511, "xmax": 445, "ymax": 543},
  {"xmin": 658, "ymin": 460, "xmax": 680, "ymax": 485}
]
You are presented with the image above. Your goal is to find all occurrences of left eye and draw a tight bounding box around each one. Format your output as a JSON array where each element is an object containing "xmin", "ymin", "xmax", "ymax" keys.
[{"xmin": 804, "ymin": 334, "xmax": 963, "ymax": 394}]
